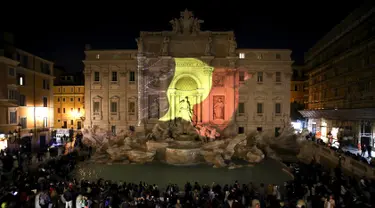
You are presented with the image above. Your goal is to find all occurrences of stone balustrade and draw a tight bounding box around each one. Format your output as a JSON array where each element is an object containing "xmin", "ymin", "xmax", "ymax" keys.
[{"xmin": 300, "ymin": 141, "xmax": 375, "ymax": 179}]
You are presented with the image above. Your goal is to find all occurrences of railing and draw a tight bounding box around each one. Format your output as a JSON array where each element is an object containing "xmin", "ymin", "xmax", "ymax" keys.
[{"xmin": 303, "ymin": 141, "xmax": 375, "ymax": 179}]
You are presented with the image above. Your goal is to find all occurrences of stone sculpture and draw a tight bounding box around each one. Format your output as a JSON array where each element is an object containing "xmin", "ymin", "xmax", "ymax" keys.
[
  {"xmin": 162, "ymin": 37, "xmax": 170, "ymax": 56},
  {"xmin": 228, "ymin": 37, "xmax": 237, "ymax": 56},
  {"xmin": 82, "ymin": 117, "xmax": 304, "ymax": 169},
  {"xmin": 205, "ymin": 37, "xmax": 212, "ymax": 56},
  {"xmin": 169, "ymin": 9, "xmax": 204, "ymax": 34},
  {"xmin": 213, "ymin": 97, "xmax": 224, "ymax": 120}
]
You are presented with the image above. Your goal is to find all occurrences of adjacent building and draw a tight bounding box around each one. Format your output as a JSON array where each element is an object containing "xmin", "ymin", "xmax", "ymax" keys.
[
  {"xmin": 53, "ymin": 72, "xmax": 85, "ymax": 131},
  {"xmin": 290, "ymin": 65, "xmax": 308, "ymax": 131},
  {"xmin": 83, "ymin": 10, "xmax": 293, "ymax": 136},
  {"xmin": 0, "ymin": 33, "xmax": 54, "ymax": 149},
  {"xmin": 300, "ymin": 1, "xmax": 375, "ymax": 146}
]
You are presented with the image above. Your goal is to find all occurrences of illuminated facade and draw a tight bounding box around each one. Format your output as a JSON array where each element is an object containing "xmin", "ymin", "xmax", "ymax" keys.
[
  {"xmin": 300, "ymin": 1, "xmax": 375, "ymax": 145},
  {"xmin": 83, "ymin": 10, "xmax": 293, "ymax": 135},
  {"xmin": 0, "ymin": 43, "xmax": 54, "ymax": 148},
  {"xmin": 53, "ymin": 85, "xmax": 85, "ymax": 130},
  {"xmin": 290, "ymin": 65, "xmax": 307, "ymax": 105}
]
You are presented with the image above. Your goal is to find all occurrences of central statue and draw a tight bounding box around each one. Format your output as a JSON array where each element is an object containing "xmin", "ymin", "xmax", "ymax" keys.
[{"xmin": 178, "ymin": 96, "xmax": 192, "ymax": 121}]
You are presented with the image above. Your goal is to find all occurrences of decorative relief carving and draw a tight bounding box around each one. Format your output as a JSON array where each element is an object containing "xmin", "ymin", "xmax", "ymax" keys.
[
  {"xmin": 213, "ymin": 96, "xmax": 225, "ymax": 120},
  {"xmin": 213, "ymin": 73, "xmax": 225, "ymax": 87}
]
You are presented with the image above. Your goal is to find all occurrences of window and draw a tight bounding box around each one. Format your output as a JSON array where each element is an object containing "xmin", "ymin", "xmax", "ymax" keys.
[
  {"xmin": 57, "ymin": 98, "xmax": 60, "ymax": 102},
  {"xmin": 129, "ymin": 71, "xmax": 135, "ymax": 82},
  {"xmin": 63, "ymin": 98, "xmax": 65, "ymax": 102},
  {"xmin": 70, "ymin": 120, "xmax": 73, "ymax": 125},
  {"xmin": 275, "ymin": 72, "xmax": 281, "ymax": 82},
  {"xmin": 17, "ymin": 74, "xmax": 25, "ymax": 85},
  {"xmin": 112, "ymin": 71, "xmax": 118, "ymax": 82},
  {"xmin": 70, "ymin": 98, "xmax": 73, "ymax": 102},
  {"xmin": 275, "ymin": 103, "xmax": 281, "ymax": 114},
  {"xmin": 63, "ymin": 108, "xmax": 66, "ymax": 113},
  {"xmin": 43, "ymin": 117, "xmax": 48, "ymax": 128},
  {"xmin": 294, "ymin": 85, "xmax": 298, "ymax": 91},
  {"xmin": 78, "ymin": 108, "xmax": 80, "ymax": 113},
  {"xmin": 78, "ymin": 88, "xmax": 80, "ymax": 92},
  {"xmin": 239, "ymin": 53, "xmax": 245, "ymax": 59},
  {"xmin": 93, "ymin": 102, "xmax": 100, "ymax": 112},
  {"xmin": 71, "ymin": 88, "xmax": 73, "ymax": 92},
  {"xmin": 43, "ymin": 97, "xmax": 48, "ymax": 107},
  {"xmin": 276, "ymin": 54, "xmax": 281, "ymax": 59},
  {"xmin": 78, "ymin": 98, "xmax": 81, "ymax": 102},
  {"xmin": 239, "ymin": 71, "xmax": 245, "ymax": 82},
  {"xmin": 238, "ymin": 127, "xmax": 245, "ymax": 134},
  {"xmin": 19, "ymin": 94, "xmax": 26, "ymax": 106},
  {"xmin": 257, "ymin": 127, "xmax": 262, "ymax": 132},
  {"xmin": 8, "ymin": 89, "xmax": 18, "ymax": 100},
  {"xmin": 96, "ymin": 54, "xmax": 100, "ymax": 59},
  {"xmin": 111, "ymin": 125, "xmax": 116, "ymax": 135},
  {"xmin": 71, "ymin": 108, "xmax": 73, "ymax": 112},
  {"xmin": 128, "ymin": 101, "xmax": 135, "ymax": 115},
  {"xmin": 10, "ymin": 111, "xmax": 17, "ymax": 124},
  {"xmin": 94, "ymin": 72, "xmax": 100, "ymax": 82},
  {"xmin": 111, "ymin": 102, "xmax": 117, "ymax": 113},
  {"xmin": 58, "ymin": 108, "xmax": 61, "ymax": 113},
  {"xmin": 238, "ymin": 103, "xmax": 245, "ymax": 114},
  {"xmin": 42, "ymin": 79, "xmax": 50, "ymax": 89},
  {"xmin": 257, "ymin": 54, "xmax": 263, "ymax": 60},
  {"xmin": 257, "ymin": 72, "xmax": 263, "ymax": 83},
  {"xmin": 20, "ymin": 117, "xmax": 27, "ymax": 129},
  {"xmin": 58, "ymin": 88, "xmax": 61, "ymax": 92},
  {"xmin": 63, "ymin": 88, "xmax": 65, "ymax": 92},
  {"xmin": 257, "ymin": 103, "xmax": 263, "ymax": 114},
  {"xmin": 8, "ymin": 68, "xmax": 15, "ymax": 76}
]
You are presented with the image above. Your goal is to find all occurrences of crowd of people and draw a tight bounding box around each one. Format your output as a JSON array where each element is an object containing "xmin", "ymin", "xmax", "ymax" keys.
[{"xmin": 0, "ymin": 142, "xmax": 375, "ymax": 207}]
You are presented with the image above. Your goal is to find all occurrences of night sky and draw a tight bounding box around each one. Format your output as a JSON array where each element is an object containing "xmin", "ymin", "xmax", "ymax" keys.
[{"xmin": 12, "ymin": 1, "xmax": 363, "ymax": 73}]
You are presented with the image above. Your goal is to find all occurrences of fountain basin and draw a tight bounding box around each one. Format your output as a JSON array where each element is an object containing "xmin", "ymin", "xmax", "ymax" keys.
[{"xmin": 165, "ymin": 147, "xmax": 203, "ymax": 165}]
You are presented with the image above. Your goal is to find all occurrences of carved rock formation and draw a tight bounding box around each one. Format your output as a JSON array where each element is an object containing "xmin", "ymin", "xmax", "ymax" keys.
[{"xmin": 82, "ymin": 120, "xmax": 304, "ymax": 168}]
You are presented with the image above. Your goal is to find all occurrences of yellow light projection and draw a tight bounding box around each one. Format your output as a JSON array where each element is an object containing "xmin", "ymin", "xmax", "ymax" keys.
[{"xmin": 159, "ymin": 58, "xmax": 213, "ymax": 122}]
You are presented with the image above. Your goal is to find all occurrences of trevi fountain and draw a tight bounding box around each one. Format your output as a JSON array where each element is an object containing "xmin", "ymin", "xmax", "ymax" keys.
[{"xmin": 74, "ymin": 118, "xmax": 311, "ymax": 186}]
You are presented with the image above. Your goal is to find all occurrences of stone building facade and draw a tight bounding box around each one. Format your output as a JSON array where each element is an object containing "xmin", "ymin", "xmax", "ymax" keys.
[
  {"xmin": 83, "ymin": 10, "xmax": 293, "ymax": 136},
  {"xmin": 300, "ymin": 1, "xmax": 375, "ymax": 146}
]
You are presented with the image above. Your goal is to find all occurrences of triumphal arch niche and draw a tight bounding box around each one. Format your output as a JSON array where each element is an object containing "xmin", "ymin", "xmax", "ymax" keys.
[{"xmin": 137, "ymin": 9, "xmax": 240, "ymax": 131}]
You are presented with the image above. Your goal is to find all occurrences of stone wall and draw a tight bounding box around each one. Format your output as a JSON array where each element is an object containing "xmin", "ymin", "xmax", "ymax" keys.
[{"xmin": 298, "ymin": 141, "xmax": 375, "ymax": 179}]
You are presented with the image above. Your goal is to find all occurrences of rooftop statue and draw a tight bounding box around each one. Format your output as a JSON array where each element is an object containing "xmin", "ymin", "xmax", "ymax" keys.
[{"xmin": 169, "ymin": 9, "xmax": 204, "ymax": 34}]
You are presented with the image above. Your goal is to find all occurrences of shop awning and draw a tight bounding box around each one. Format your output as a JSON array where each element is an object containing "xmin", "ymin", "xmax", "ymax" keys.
[{"xmin": 299, "ymin": 108, "xmax": 375, "ymax": 120}]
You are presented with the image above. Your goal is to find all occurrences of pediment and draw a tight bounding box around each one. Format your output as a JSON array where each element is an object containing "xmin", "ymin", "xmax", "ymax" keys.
[
  {"xmin": 110, "ymin": 96, "xmax": 120, "ymax": 100},
  {"xmin": 254, "ymin": 96, "xmax": 266, "ymax": 101},
  {"xmin": 272, "ymin": 96, "xmax": 283, "ymax": 101},
  {"xmin": 93, "ymin": 95, "xmax": 102, "ymax": 100}
]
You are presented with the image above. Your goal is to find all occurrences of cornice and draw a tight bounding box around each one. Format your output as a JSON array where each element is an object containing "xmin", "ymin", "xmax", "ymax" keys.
[{"xmin": 0, "ymin": 56, "xmax": 19, "ymax": 66}]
